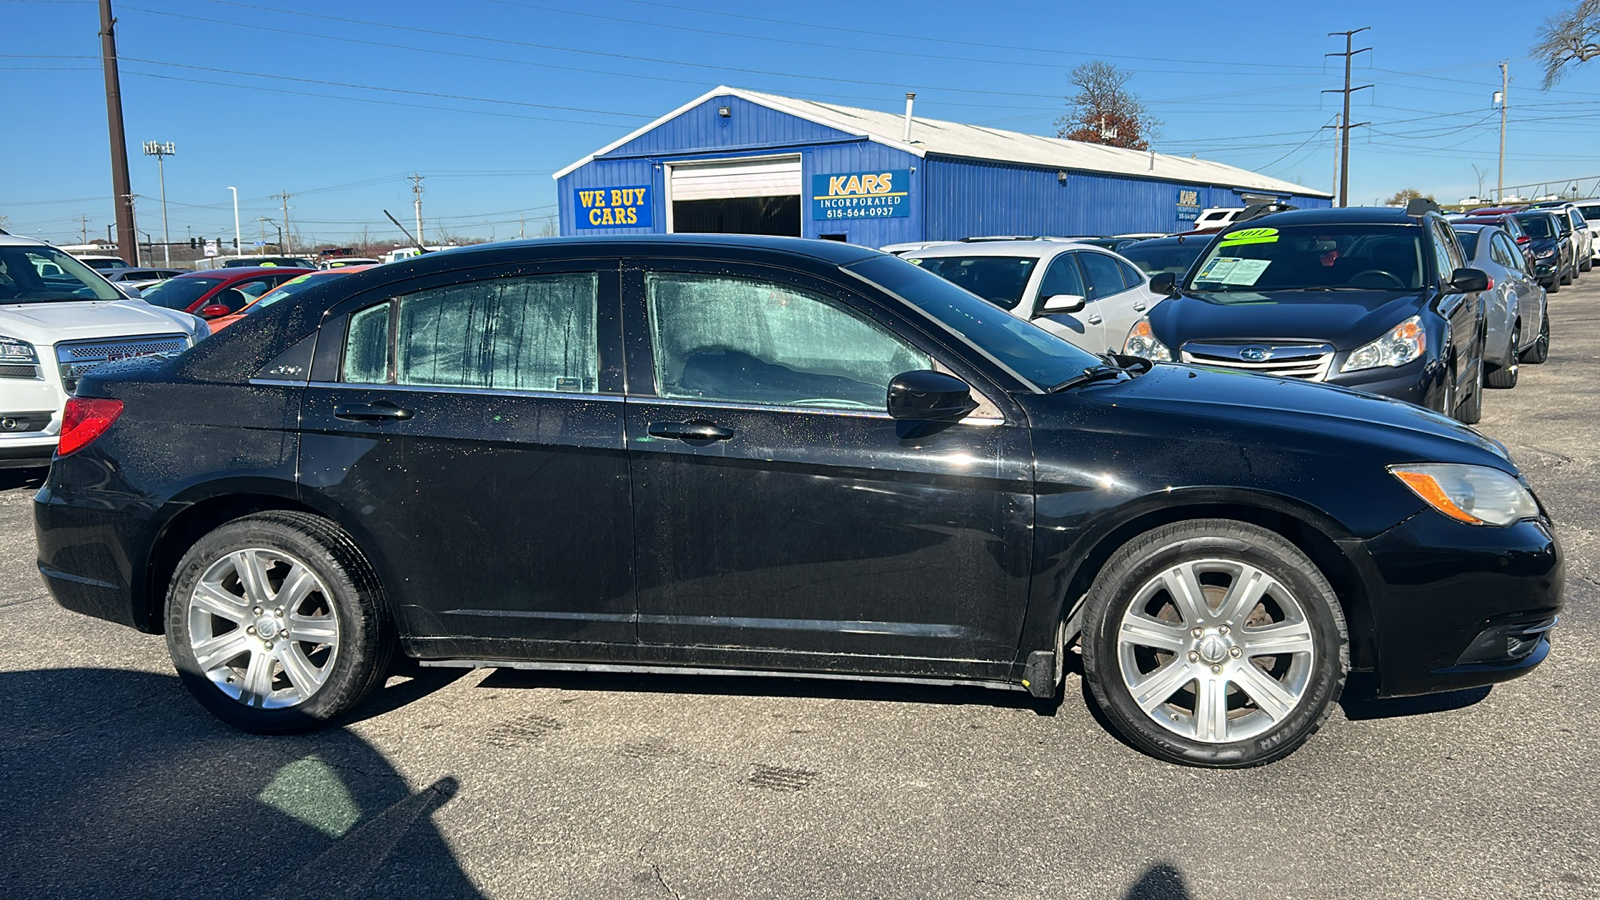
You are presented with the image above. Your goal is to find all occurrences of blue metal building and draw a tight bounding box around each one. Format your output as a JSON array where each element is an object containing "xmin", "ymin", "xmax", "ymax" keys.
[{"xmin": 555, "ymin": 87, "xmax": 1332, "ymax": 246}]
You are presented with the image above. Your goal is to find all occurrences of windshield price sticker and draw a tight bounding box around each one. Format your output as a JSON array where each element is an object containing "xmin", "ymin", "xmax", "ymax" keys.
[
  {"xmin": 1197, "ymin": 257, "xmax": 1272, "ymax": 286},
  {"xmin": 1218, "ymin": 227, "xmax": 1279, "ymax": 248}
]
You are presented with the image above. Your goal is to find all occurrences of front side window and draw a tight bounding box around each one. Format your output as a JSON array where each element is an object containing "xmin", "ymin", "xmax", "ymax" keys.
[
  {"xmin": 1036, "ymin": 253, "xmax": 1086, "ymax": 302},
  {"xmin": 0, "ymin": 246, "xmax": 122, "ymax": 302},
  {"xmin": 1078, "ymin": 251, "xmax": 1132, "ymax": 300},
  {"xmin": 646, "ymin": 272, "xmax": 929, "ymax": 410},
  {"xmin": 340, "ymin": 272, "xmax": 599, "ymax": 392}
]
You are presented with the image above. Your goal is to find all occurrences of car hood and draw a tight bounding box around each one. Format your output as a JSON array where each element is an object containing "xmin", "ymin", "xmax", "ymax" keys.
[
  {"xmin": 0, "ymin": 299, "xmax": 200, "ymax": 345},
  {"xmin": 1070, "ymin": 364, "xmax": 1510, "ymax": 467},
  {"xmin": 1150, "ymin": 288, "xmax": 1426, "ymax": 349}
]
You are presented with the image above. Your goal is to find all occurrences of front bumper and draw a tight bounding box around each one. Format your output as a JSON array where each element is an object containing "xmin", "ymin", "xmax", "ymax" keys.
[
  {"xmin": 1355, "ymin": 512, "xmax": 1563, "ymax": 697},
  {"xmin": 1324, "ymin": 356, "xmax": 1439, "ymax": 409}
]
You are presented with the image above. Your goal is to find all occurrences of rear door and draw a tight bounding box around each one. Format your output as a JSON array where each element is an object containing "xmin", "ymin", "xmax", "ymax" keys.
[
  {"xmin": 621, "ymin": 258, "xmax": 1034, "ymax": 669},
  {"xmin": 1028, "ymin": 251, "xmax": 1103, "ymax": 350},
  {"xmin": 297, "ymin": 259, "xmax": 635, "ymax": 654},
  {"xmin": 1077, "ymin": 250, "xmax": 1150, "ymax": 354}
]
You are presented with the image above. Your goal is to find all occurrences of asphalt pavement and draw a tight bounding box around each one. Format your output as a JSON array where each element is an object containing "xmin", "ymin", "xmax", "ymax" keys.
[{"xmin": 2, "ymin": 279, "xmax": 1597, "ymax": 899}]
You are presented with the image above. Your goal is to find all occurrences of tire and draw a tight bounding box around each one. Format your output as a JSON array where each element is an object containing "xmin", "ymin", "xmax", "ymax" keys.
[
  {"xmin": 1486, "ymin": 322, "xmax": 1520, "ymax": 388},
  {"xmin": 1560, "ymin": 266, "xmax": 1573, "ymax": 285},
  {"xmin": 1080, "ymin": 519, "xmax": 1348, "ymax": 768},
  {"xmin": 165, "ymin": 511, "xmax": 393, "ymax": 734},
  {"xmin": 1455, "ymin": 349, "xmax": 1484, "ymax": 424},
  {"xmin": 1582, "ymin": 257, "xmax": 1593, "ymax": 273},
  {"xmin": 1545, "ymin": 276, "xmax": 1560, "ymax": 294},
  {"xmin": 1521, "ymin": 307, "xmax": 1550, "ymax": 364}
]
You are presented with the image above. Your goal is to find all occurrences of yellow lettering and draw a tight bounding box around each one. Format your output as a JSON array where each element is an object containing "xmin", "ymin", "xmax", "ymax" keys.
[
  {"xmin": 624, "ymin": 207, "xmax": 637, "ymax": 224},
  {"xmin": 610, "ymin": 189, "xmax": 624, "ymax": 206},
  {"xmin": 829, "ymin": 176, "xmax": 847, "ymax": 196},
  {"xmin": 878, "ymin": 173, "xmax": 893, "ymax": 193},
  {"xmin": 844, "ymin": 175, "xmax": 862, "ymax": 196},
  {"xmin": 578, "ymin": 191, "xmax": 595, "ymax": 209},
  {"xmin": 588, "ymin": 208, "xmax": 603, "ymax": 225},
  {"xmin": 861, "ymin": 174, "xmax": 879, "ymax": 194}
]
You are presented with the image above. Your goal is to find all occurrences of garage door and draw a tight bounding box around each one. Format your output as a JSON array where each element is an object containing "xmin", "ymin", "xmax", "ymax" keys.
[{"xmin": 670, "ymin": 157, "xmax": 802, "ymax": 237}]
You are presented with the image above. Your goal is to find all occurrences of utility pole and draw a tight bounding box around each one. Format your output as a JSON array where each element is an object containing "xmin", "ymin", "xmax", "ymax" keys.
[
  {"xmin": 79, "ymin": 215, "xmax": 89, "ymax": 244},
  {"xmin": 98, "ymin": 0, "xmax": 137, "ymax": 264},
  {"xmin": 274, "ymin": 191, "xmax": 294, "ymax": 254},
  {"xmin": 1324, "ymin": 28, "xmax": 1372, "ymax": 207},
  {"xmin": 228, "ymin": 186, "xmax": 242, "ymax": 257},
  {"xmin": 1496, "ymin": 62, "xmax": 1509, "ymax": 201},
  {"xmin": 408, "ymin": 174, "xmax": 426, "ymax": 246},
  {"xmin": 1322, "ymin": 114, "xmax": 1342, "ymax": 200}
]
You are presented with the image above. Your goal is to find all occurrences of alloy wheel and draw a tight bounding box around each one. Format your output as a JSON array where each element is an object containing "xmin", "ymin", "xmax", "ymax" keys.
[
  {"xmin": 187, "ymin": 548, "xmax": 341, "ymax": 709},
  {"xmin": 1115, "ymin": 559, "xmax": 1315, "ymax": 744}
]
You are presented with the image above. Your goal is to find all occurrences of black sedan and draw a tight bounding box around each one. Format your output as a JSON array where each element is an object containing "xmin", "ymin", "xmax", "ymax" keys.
[
  {"xmin": 1124, "ymin": 206, "xmax": 1490, "ymax": 424},
  {"xmin": 35, "ymin": 235, "xmax": 1561, "ymax": 768}
]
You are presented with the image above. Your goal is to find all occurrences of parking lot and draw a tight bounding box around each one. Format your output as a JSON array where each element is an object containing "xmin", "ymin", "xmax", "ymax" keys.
[{"xmin": 0, "ymin": 281, "xmax": 1594, "ymax": 899}]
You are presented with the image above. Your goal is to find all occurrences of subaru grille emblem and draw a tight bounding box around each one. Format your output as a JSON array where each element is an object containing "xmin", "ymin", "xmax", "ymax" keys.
[{"xmin": 1239, "ymin": 346, "xmax": 1272, "ymax": 362}]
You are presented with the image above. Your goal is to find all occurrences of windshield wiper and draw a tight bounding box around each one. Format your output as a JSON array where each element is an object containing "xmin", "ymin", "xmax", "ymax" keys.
[{"xmin": 1049, "ymin": 354, "xmax": 1152, "ymax": 392}]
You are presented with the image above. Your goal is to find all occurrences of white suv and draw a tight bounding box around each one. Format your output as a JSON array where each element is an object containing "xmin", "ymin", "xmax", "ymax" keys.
[
  {"xmin": 902, "ymin": 241, "xmax": 1168, "ymax": 355},
  {"xmin": 0, "ymin": 234, "xmax": 209, "ymax": 467}
]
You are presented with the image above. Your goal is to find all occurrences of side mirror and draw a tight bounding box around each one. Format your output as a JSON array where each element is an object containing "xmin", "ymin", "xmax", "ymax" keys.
[
  {"xmin": 887, "ymin": 370, "xmax": 979, "ymax": 423},
  {"xmin": 199, "ymin": 303, "xmax": 233, "ymax": 319},
  {"xmin": 1515, "ymin": 235, "xmax": 1530, "ymax": 245},
  {"xmin": 1147, "ymin": 272, "xmax": 1177, "ymax": 295},
  {"xmin": 1448, "ymin": 267, "xmax": 1491, "ymax": 294},
  {"xmin": 1039, "ymin": 293, "xmax": 1086, "ymax": 313}
]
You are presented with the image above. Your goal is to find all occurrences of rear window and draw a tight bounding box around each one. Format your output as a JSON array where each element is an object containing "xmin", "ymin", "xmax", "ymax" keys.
[
  {"xmin": 1120, "ymin": 239, "xmax": 1207, "ymax": 278},
  {"xmin": 906, "ymin": 255, "xmax": 1038, "ymax": 310},
  {"xmin": 1515, "ymin": 214, "xmax": 1556, "ymax": 239},
  {"xmin": 1455, "ymin": 230, "xmax": 1480, "ymax": 258}
]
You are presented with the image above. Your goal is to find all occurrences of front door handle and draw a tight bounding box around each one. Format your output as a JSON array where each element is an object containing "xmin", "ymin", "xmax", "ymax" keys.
[
  {"xmin": 1132, "ymin": 301, "xmax": 1148, "ymax": 312},
  {"xmin": 648, "ymin": 420, "xmax": 734, "ymax": 442},
  {"xmin": 334, "ymin": 401, "xmax": 414, "ymax": 422},
  {"xmin": 1086, "ymin": 314, "xmax": 1104, "ymax": 325}
]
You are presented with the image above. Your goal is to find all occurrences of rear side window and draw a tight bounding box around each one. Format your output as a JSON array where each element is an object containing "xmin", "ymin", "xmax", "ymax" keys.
[
  {"xmin": 1078, "ymin": 251, "xmax": 1131, "ymax": 300},
  {"xmin": 340, "ymin": 272, "xmax": 599, "ymax": 392}
]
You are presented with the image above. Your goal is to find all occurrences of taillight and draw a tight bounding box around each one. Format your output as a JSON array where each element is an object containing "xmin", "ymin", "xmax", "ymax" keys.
[{"xmin": 57, "ymin": 397, "xmax": 123, "ymax": 458}]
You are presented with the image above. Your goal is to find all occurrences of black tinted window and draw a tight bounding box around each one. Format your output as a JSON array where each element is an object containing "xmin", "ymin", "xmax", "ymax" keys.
[
  {"xmin": 1455, "ymin": 230, "xmax": 1479, "ymax": 258},
  {"xmin": 1037, "ymin": 254, "xmax": 1085, "ymax": 299},
  {"xmin": 1516, "ymin": 214, "xmax": 1556, "ymax": 239},
  {"xmin": 907, "ymin": 255, "xmax": 1038, "ymax": 310},
  {"xmin": 1078, "ymin": 252, "xmax": 1130, "ymax": 300}
]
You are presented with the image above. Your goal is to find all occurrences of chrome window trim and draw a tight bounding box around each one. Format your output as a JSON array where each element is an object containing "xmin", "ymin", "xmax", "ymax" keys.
[
  {"xmin": 304, "ymin": 381, "xmax": 619, "ymax": 403},
  {"xmin": 631, "ymin": 395, "xmax": 1003, "ymax": 425}
]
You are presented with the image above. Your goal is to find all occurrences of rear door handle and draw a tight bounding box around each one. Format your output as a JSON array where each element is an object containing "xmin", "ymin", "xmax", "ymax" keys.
[
  {"xmin": 1086, "ymin": 314, "xmax": 1104, "ymax": 325},
  {"xmin": 1132, "ymin": 301, "xmax": 1148, "ymax": 312},
  {"xmin": 648, "ymin": 420, "xmax": 734, "ymax": 441},
  {"xmin": 334, "ymin": 401, "xmax": 414, "ymax": 422}
]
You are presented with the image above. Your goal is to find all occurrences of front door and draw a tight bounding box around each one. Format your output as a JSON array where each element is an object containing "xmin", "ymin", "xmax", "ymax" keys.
[
  {"xmin": 298, "ymin": 261, "xmax": 635, "ymax": 652},
  {"xmin": 621, "ymin": 260, "xmax": 1034, "ymax": 669}
]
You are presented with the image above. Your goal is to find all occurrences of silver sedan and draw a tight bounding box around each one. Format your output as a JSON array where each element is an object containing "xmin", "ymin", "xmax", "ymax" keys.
[{"xmin": 1452, "ymin": 223, "xmax": 1549, "ymax": 388}]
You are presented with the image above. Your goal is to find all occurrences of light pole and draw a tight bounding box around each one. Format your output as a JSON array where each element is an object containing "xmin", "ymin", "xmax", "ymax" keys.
[
  {"xmin": 228, "ymin": 185, "xmax": 242, "ymax": 257},
  {"xmin": 142, "ymin": 141, "xmax": 175, "ymax": 266}
]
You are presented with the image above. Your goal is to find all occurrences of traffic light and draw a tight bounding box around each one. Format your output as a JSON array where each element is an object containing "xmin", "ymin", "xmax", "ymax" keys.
[
  {"xmin": 188, "ymin": 237, "xmax": 198, "ymax": 249},
  {"xmin": 232, "ymin": 237, "xmax": 239, "ymax": 248}
]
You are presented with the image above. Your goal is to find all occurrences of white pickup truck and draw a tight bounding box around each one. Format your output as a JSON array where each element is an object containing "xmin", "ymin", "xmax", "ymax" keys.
[{"xmin": 0, "ymin": 233, "xmax": 210, "ymax": 468}]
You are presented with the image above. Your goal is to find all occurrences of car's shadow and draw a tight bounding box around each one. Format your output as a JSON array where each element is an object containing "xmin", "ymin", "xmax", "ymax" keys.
[
  {"xmin": 0, "ymin": 668, "xmax": 482, "ymax": 900},
  {"xmin": 1338, "ymin": 674, "xmax": 1492, "ymax": 721},
  {"xmin": 0, "ymin": 466, "xmax": 46, "ymax": 492}
]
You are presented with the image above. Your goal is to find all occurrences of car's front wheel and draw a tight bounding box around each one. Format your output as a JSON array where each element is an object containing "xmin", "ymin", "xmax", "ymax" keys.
[
  {"xmin": 1081, "ymin": 520, "xmax": 1348, "ymax": 767},
  {"xmin": 166, "ymin": 512, "xmax": 393, "ymax": 733}
]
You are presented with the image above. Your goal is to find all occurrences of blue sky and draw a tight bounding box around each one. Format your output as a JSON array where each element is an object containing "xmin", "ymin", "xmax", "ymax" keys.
[{"xmin": 4, "ymin": 0, "xmax": 1598, "ymax": 246}]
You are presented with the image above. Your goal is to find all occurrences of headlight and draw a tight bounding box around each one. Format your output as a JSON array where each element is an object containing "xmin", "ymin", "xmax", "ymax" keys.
[
  {"xmin": 191, "ymin": 319, "xmax": 211, "ymax": 341},
  {"xmin": 1123, "ymin": 318, "xmax": 1173, "ymax": 362},
  {"xmin": 1341, "ymin": 315, "xmax": 1424, "ymax": 372},
  {"xmin": 0, "ymin": 335, "xmax": 39, "ymax": 364},
  {"xmin": 1535, "ymin": 247, "xmax": 1556, "ymax": 259},
  {"xmin": 1390, "ymin": 464, "xmax": 1540, "ymax": 526}
]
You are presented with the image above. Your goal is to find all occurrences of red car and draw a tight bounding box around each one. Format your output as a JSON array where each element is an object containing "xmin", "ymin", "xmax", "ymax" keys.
[
  {"xmin": 139, "ymin": 266, "xmax": 313, "ymax": 317},
  {"xmin": 206, "ymin": 266, "xmax": 374, "ymax": 332}
]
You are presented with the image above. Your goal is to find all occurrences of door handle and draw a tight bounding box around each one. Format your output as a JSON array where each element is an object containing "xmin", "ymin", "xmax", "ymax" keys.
[
  {"xmin": 648, "ymin": 420, "xmax": 734, "ymax": 441},
  {"xmin": 1132, "ymin": 301, "xmax": 1148, "ymax": 312},
  {"xmin": 1086, "ymin": 314, "xmax": 1104, "ymax": 325},
  {"xmin": 334, "ymin": 401, "xmax": 414, "ymax": 422}
]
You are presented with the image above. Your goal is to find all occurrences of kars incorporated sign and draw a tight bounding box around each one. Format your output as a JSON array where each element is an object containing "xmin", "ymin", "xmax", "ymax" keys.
[
  {"xmin": 812, "ymin": 170, "xmax": 911, "ymax": 220},
  {"xmin": 575, "ymin": 186, "xmax": 651, "ymax": 228}
]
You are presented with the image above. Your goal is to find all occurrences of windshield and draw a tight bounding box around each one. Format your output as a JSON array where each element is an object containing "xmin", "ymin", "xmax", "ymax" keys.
[
  {"xmin": 1516, "ymin": 214, "xmax": 1556, "ymax": 239},
  {"xmin": 1120, "ymin": 239, "xmax": 1207, "ymax": 278},
  {"xmin": 848, "ymin": 255, "xmax": 1099, "ymax": 391},
  {"xmin": 1455, "ymin": 230, "xmax": 1480, "ymax": 258},
  {"xmin": 243, "ymin": 271, "xmax": 341, "ymax": 315},
  {"xmin": 141, "ymin": 276, "xmax": 223, "ymax": 310},
  {"xmin": 1187, "ymin": 224, "xmax": 1426, "ymax": 292},
  {"xmin": 905, "ymin": 255, "xmax": 1038, "ymax": 310},
  {"xmin": 0, "ymin": 245, "xmax": 124, "ymax": 303},
  {"xmin": 80, "ymin": 257, "xmax": 129, "ymax": 270}
]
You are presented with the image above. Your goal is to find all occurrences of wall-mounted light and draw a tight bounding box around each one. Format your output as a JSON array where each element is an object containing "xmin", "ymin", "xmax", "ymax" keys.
[
  {"xmin": 717, "ymin": 106, "xmax": 732, "ymax": 118},
  {"xmin": 1057, "ymin": 171, "xmax": 1069, "ymax": 186}
]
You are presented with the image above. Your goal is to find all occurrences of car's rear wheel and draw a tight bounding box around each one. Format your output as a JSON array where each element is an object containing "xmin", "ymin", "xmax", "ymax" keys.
[
  {"xmin": 1521, "ymin": 307, "xmax": 1550, "ymax": 364},
  {"xmin": 1560, "ymin": 265, "xmax": 1573, "ymax": 285},
  {"xmin": 1080, "ymin": 520, "xmax": 1347, "ymax": 767},
  {"xmin": 166, "ymin": 512, "xmax": 392, "ymax": 733},
  {"xmin": 1486, "ymin": 322, "xmax": 1519, "ymax": 388}
]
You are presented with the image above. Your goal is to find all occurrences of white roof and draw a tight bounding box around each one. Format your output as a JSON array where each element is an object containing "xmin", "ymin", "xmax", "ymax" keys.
[{"xmin": 556, "ymin": 86, "xmax": 1330, "ymax": 199}]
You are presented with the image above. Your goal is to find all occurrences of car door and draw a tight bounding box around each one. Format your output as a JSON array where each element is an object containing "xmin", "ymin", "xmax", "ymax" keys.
[
  {"xmin": 1077, "ymin": 250, "xmax": 1150, "ymax": 354},
  {"xmin": 621, "ymin": 258, "xmax": 1034, "ymax": 670},
  {"xmin": 1492, "ymin": 231, "xmax": 1540, "ymax": 342},
  {"xmin": 297, "ymin": 259, "xmax": 636, "ymax": 653},
  {"xmin": 1429, "ymin": 219, "xmax": 1482, "ymax": 391}
]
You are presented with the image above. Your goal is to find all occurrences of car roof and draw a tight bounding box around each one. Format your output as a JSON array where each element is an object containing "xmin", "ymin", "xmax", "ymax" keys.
[
  {"xmin": 0, "ymin": 234, "xmax": 51, "ymax": 248},
  {"xmin": 424, "ymin": 234, "xmax": 882, "ymax": 267},
  {"xmin": 905, "ymin": 239, "xmax": 1099, "ymax": 260},
  {"xmin": 1450, "ymin": 223, "xmax": 1487, "ymax": 232},
  {"xmin": 1233, "ymin": 206, "xmax": 1423, "ymax": 228},
  {"xmin": 169, "ymin": 266, "xmax": 313, "ymax": 280}
]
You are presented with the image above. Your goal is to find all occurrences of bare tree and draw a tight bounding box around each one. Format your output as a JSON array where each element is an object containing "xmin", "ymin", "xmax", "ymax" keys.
[
  {"xmin": 1385, "ymin": 188, "xmax": 1435, "ymax": 206},
  {"xmin": 537, "ymin": 216, "xmax": 558, "ymax": 238},
  {"xmin": 1055, "ymin": 61, "xmax": 1161, "ymax": 151},
  {"xmin": 1534, "ymin": 0, "xmax": 1600, "ymax": 88}
]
